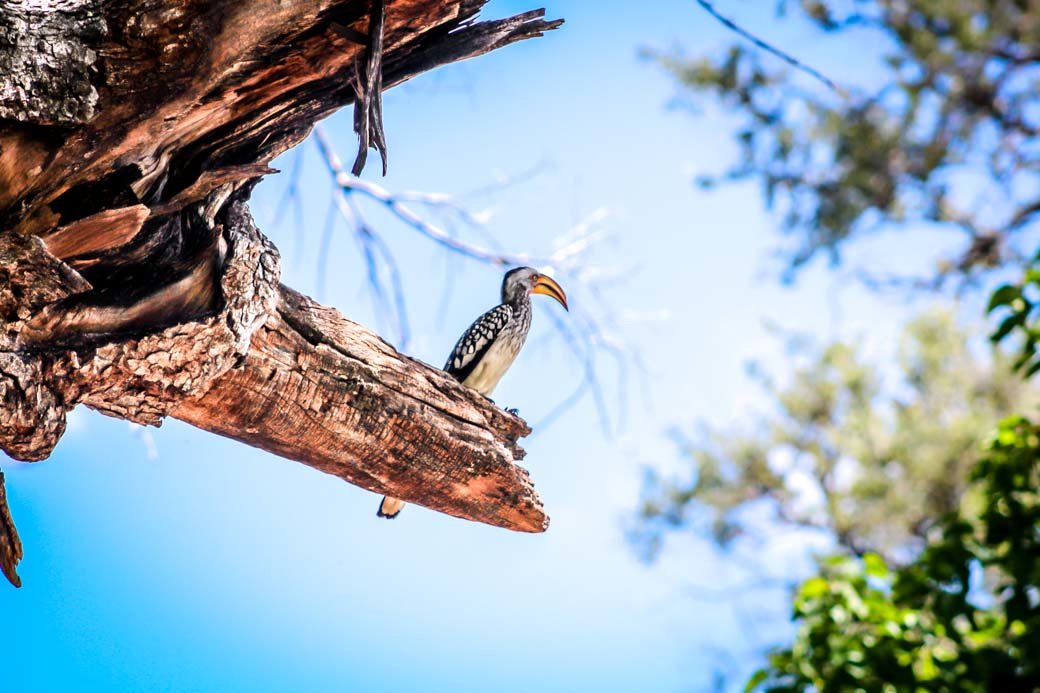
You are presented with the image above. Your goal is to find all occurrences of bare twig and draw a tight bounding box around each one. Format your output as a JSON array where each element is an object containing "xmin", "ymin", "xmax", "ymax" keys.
[
  {"xmin": 314, "ymin": 126, "xmax": 603, "ymax": 271},
  {"xmin": 308, "ymin": 125, "xmax": 642, "ymax": 430},
  {"xmin": 694, "ymin": 0, "xmax": 848, "ymax": 98},
  {"xmin": 461, "ymin": 159, "xmax": 551, "ymax": 199}
]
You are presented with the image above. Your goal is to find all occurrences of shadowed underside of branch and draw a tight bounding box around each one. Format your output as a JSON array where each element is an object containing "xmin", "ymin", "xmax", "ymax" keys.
[{"xmin": 0, "ymin": 0, "xmax": 562, "ymax": 585}]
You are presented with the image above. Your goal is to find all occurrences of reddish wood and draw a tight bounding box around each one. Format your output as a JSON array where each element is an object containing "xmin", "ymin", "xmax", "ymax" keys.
[
  {"xmin": 41, "ymin": 205, "xmax": 150, "ymax": 260},
  {"xmin": 174, "ymin": 286, "xmax": 544, "ymax": 532}
]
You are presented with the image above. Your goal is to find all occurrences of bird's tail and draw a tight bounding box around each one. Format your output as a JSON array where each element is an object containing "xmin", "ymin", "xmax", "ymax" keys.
[{"xmin": 377, "ymin": 495, "xmax": 405, "ymax": 519}]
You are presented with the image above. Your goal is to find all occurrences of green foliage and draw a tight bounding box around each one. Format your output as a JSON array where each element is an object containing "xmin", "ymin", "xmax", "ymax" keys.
[
  {"xmin": 633, "ymin": 310, "xmax": 1035, "ymax": 563},
  {"xmin": 737, "ymin": 277, "xmax": 1040, "ymax": 690},
  {"xmin": 987, "ymin": 255, "xmax": 1040, "ymax": 377},
  {"xmin": 748, "ymin": 416, "xmax": 1040, "ymax": 691},
  {"xmin": 655, "ymin": 0, "xmax": 1040, "ymax": 281},
  {"xmin": 651, "ymin": 4, "xmax": 1040, "ymax": 685}
]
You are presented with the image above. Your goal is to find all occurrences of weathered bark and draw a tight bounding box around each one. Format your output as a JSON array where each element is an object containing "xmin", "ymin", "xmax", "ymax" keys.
[
  {"xmin": 175, "ymin": 284, "xmax": 542, "ymax": 533},
  {"xmin": 0, "ymin": 0, "xmax": 562, "ymax": 585},
  {"xmin": 0, "ymin": 471, "xmax": 22, "ymax": 588}
]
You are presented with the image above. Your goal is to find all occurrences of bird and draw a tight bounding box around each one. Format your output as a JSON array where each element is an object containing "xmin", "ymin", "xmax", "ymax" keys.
[{"xmin": 377, "ymin": 266, "xmax": 568, "ymax": 519}]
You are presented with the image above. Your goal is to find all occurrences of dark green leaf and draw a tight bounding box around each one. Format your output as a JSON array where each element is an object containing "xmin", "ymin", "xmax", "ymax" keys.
[
  {"xmin": 988, "ymin": 285, "xmax": 1021, "ymax": 314},
  {"xmin": 991, "ymin": 313, "xmax": 1025, "ymax": 343}
]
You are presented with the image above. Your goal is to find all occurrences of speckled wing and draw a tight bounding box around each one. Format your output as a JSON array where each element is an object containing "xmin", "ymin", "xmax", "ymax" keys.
[{"xmin": 443, "ymin": 304, "xmax": 514, "ymax": 383}]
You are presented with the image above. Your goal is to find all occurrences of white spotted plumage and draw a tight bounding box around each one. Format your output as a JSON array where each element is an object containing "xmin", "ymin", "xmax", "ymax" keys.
[
  {"xmin": 377, "ymin": 267, "xmax": 562, "ymax": 520},
  {"xmin": 447, "ymin": 304, "xmax": 511, "ymax": 373},
  {"xmin": 443, "ymin": 303, "xmax": 531, "ymax": 394}
]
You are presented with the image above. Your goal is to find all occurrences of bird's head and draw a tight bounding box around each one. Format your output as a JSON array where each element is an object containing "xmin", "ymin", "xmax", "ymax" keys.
[{"xmin": 502, "ymin": 267, "xmax": 568, "ymax": 311}]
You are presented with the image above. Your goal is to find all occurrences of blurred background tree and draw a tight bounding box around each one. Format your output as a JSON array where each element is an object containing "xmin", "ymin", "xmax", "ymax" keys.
[
  {"xmin": 633, "ymin": 0, "xmax": 1040, "ymax": 688},
  {"xmin": 633, "ymin": 310, "xmax": 1037, "ymax": 566},
  {"xmin": 748, "ymin": 413, "xmax": 1040, "ymax": 691},
  {"xmin": 648, "ymin": 0, "xmax": 1040, "ymax": 287}
]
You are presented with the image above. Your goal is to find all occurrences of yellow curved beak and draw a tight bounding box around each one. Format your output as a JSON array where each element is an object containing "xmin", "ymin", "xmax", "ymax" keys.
[{"xmin": 531, "ymin": 274, "xmax": 568, "ymax": 311}]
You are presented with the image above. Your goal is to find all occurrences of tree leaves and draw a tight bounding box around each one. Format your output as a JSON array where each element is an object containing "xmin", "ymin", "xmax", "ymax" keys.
[
  {"xmin": 735, "ymin": 264, "xmax": 1040, "ymax": 690},
  {"xmin": 988, "ymin": 262, "xmax": 1040, "ymax": 377},
  {"xmin": 987, "ymin": 284, "xmax": 1021, "ymax": 314},
  {"xmin": 662, "ymin": 0, "xmax": 1040, "ymax": 283},
  {"xmin": 632, "ymin": 311, "xmax": 1036, "ymax": 564},
  {"xmin": 748, "ymin": 417, "xmax": 1040, "ymax": 691}
]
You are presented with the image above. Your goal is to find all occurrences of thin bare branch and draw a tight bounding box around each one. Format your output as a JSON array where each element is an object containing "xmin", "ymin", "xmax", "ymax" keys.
[
  {"xmin": 461, "ymin": 159, "xmax": 551, "ymax": 199},
  {"xmin": 694, "ymin": 0, "xmax": 848, "ymax": 98},
  {"xmin": 309, "ymin": 125, "xmax": 644, "ymax": 430}
]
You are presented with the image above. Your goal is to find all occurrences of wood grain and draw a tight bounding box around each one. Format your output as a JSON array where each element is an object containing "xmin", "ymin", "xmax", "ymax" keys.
[{"xmin": 175, "ymin": 286, "xmax": 544, "ymax": 532}]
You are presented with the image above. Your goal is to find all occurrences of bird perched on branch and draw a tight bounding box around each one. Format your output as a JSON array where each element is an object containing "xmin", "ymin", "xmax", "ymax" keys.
[{"xmin": 378, "ymin": 267, "xmax": 568, "ymax": 519}]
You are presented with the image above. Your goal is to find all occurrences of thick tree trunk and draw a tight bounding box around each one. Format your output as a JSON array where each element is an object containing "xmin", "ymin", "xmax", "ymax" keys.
[{"xmin": 0, "ymin": 0, "xmax": 561, "ymax": 585}]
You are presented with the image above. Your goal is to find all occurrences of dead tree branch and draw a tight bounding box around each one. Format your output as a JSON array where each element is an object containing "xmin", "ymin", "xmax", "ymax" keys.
[
  {"xmin": 0, "ymin": 0, "xmax": 562, "ymax": 586},
  {"xmin": 174, "ymin": 283, "xmax": 543, "ymax": 532},
  {"xmin": 310, "ymin": 125, "xmax": 642, "ymax": 432},
  {"xmin": 0, "ymin": 471, "xmax": 22, "ymax": 588}
]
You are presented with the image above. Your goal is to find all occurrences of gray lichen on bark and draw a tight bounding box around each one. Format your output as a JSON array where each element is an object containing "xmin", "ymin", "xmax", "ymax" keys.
[{"xmin": 0, "ymin": 0, "xmax": 106, "ymax": 125}]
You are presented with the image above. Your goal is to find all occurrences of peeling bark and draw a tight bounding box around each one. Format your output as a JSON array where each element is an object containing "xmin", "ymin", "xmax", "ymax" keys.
[
  {"xmin": 0, "ymin": 0, "xmax": 561, "ymax": 584},
  {"xmin": 0, "ymin": 471, "xmax": 22, "ymax": 588}
]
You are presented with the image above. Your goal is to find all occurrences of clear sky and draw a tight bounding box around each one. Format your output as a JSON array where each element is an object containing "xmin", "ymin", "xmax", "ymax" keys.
[{"xmin": 2, "ymin": 2, "xmax": 965, "ymax": 691}]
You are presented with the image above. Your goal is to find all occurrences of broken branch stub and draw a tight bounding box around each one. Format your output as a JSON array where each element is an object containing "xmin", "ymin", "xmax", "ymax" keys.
[{"xmin": 0, "ymin": 471, "xmax": 22, "ymax": 588}]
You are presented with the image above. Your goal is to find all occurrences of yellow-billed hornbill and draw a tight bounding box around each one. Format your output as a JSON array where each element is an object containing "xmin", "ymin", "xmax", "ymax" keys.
[{"xmin": 378, "ymin": 267, "xmax": 568, "ymax": 519}]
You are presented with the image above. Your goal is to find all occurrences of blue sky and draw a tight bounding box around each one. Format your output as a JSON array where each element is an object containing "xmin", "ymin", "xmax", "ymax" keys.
[{"xmin": 2, "ymin": 2, "xmax": 974, "ymax": 691}]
